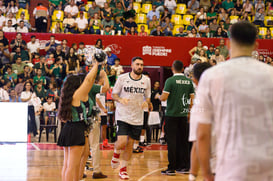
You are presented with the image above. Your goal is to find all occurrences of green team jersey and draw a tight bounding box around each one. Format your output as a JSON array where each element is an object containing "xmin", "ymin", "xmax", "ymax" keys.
[
  {"xmin": 163, "ymin": 73, "xmax": 194, "ymax": 117},
  {"xmin": 88, "ymin": 84, "xmax": 101, "ymax": 105}
]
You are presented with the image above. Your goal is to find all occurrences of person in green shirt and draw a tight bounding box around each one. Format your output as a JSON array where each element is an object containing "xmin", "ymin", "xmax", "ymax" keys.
[
  {"xmin": 12, "ymin": 57, "xmax": 26, "ymax": 75},
  {"xmin": 217, "ymin": 39, "xmax": 229, "ymax": 59},
  {"xmin": 113, "ymin": 2, "xmax": 125, "ymax": 18},
  {"xmin": 206, "ymin": 44, "xmax": 215, "ymax": 60},
  {"xmin": 207, "ymin": 7, "xmax": 217, "ymax": 24},
  {"xmin": 49, "ymin": 57, "xmax": 62, "ymax": 80},
  {"xmin": 114, "ymin": 16, "xmax": 124, "ymax": 34},
  {"xmin": 34, "ymin": 56, "xmax": 49, "ymax": 76},
  {"xmin": 13, "ymin": 47, "xmax": 29, "ymax": 64},
  {"xmin": 222, "ymin": 0, "xmax": 234, "ymax": 13},
  {"xmin": 33, "ymin": 68, "xmax": 46, "ymax": 86},
  {"xmin": 4, "ymin": 65, "xmax": 17, "ymax": 85},
  {"xmin": 158, "ymin": 60, "xmax": 194, "ymax": 175},
  {"xmin": 175, "ymin": 27, "xmax": 188, "ymax": 37},
  {"xmin": 34, "ymin": 81, "xmax": 47, "ymax": 103}
]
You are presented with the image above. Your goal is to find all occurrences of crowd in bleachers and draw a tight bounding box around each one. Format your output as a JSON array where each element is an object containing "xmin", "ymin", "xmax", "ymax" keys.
[{"xmin": 0, "ymin": 0, "xmax": 272, "ymax": 38}]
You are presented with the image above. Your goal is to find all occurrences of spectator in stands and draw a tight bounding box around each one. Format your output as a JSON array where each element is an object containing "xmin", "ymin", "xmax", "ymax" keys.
[
  {"xmin": 105, "ymin": 47, "xmax": 117, "ymax": 66},
  {"xmin": 207, "ymin": 7, "xmax": 217, "ymax": 24},
  {"xmin": 267, "ymin": 2, "xmax": 273, "ymax": 16},
  {"xmin": 9, "ymin": 88, "xmax": 20, "ymax": 102},
  {"xmin": 63, "ymin": 13, "xmax": 76, "ymax": 33},
  {"xmin": 76, "ymin": 11, "xmax": 89, "ymax": 34},
  {"xmin": 52, "ymin": 22, "xmax": 63, "ymax": 33},
  {"xmin": 88, "ymin": 1, "xmax": 100, "ymax": 19},
  {"xmin": 222, "ymin": 0, "xmax": 234, "ymax": 13},
  {"xmin": 5, "ymin": 13, "xmax": 16, "ymax": 26},
  {"xmin": 265, "ymin": 28, "xmax": 272, "ymax": 39},
  {"xmin": 18, "ymin": 65, "xmax": 33, "ymax": 80},
  {"xmin": 255, "ymin": 0, "xmax": 264, "ymax": 11},
  {"xmin": 127, "ymin": 26, "xmax": 137, "ymax": 36},
  {"xmin": 188, "ymin": 28, "xmax": 200, "ymax": 37},
  {"xmin": 17, "ymin": 12, "xmax": 31, "ymax": 30},
  {"xmin": 234, "ymin": 0, "xmax": 243, "ymax": 15},
  {"xmin": 3, "ymin": 19, "xmax": 16, "ymax": 32},
  {"xmin": 64, "ymin": 0, "xmax": 79, "ymax": 18},
  {"xmin": 103, "ymin": 25, "xmax": 114, "ymax": 35},
  {"xmin": 34, "ymin": 56, "xmax": 48, "ymax": 76},
  {"xmin": 123, "ymin": 2, "xmax": 136, "ymax": 19},
  {"xmin": 212, "ymin": 0, "xmax": 221, "ymax": 13},
  {"xmin": 111, "ymin": 58, "xmax": 124, "ymax": 76},
  {"xmin": 151, "ymin": 25, "xmax": 164, "ymax": 36},
  {"xmin": 189, "ymin": 40, "xmax": 203, "ymax": 58},
  {"xmin": 196, "ymin": 7, "xmax": 207, "ymax": 26},
  {"xmin": 217, "ymin": 38, "xmax": 229, "ymax": 59},
  {"xmin": 199, "ymin": 49, "xmax": 208, "ymax": 62},
  {"xmin": 253, "ymin": 8, "xmax": 265, "ymax": 27},
  {"xmin": 54, "ymin": 44, "xmax": 65, "ymax": 60},
  {"xmin": 45, "ymin": 35, "xmax": 59, "ymax": 57},
  {"xmin": 0, "ymin": 2, "xmax": 5, "ymax": 16},
  {"xmin": 61, "ymin": 39, "xmax": 69, "ymax": 56},
  {"xmin": 46, "ymin": 82, "xmax": 60, "ymax": 105},
  {"xmin": 14, "ymin": 78, "xmax": 25, "ymax": 97},
  {"xmin": 175, "ymin": 26, "xmax": 188, "ymax": 37},
  {"xmin": 17, "ymin": 0, "xmax": 29, "ymax": 9},
  {"xmin": 200, "ymin": 0, "xmax": 211, "ymax": 12},
  {"xmin": 32, "ymin": 53, "xmax": 40, "ymax": 65},
  {"xmin": 17, "ymin": 20, "xmax": 28, "ymax": 33},
  {"xmin": 49, "ymin": 0, "xmax": 64, "ymax": 16},
  {"xmin": 43, "ymin": 96, "xmax": 56, "ymax": 125},
  {"xmin": 77, "ymin": 42, "xmax": 87, "ymax": 66},
  {"xmin": 153, "ymin": 0, "xmax": 164, "ymax": 13},
  {"xmin": 89, "ymin": 12, "xmax": 101, "ymax": 34},
  {"xmin": 95, "ymin": 0, "xmax": 106, "ymax": 8},
  {"xmin": 241, "ymin": 11, "xmax": 250, "ymax": 21},
  {"xmin": 187, "ymin": 0, "xmax": 200, "ymax": 14},
  {"xmin": 265, "ymin": 56, "xmax": 272, "ymax": 64},
  {"xmin": 0, "ymin": 42, "xmax": 10, "ymax": 65},
  {"xmin": 0, "ymin": 30, "xmax": 9, "ymax": 49},
  {"xmin": 113, "ymin": 2, "xmax": 124, "ymax": 18},
  {"xmin": 199, "ymin": 20, "xmax": 209, "ymax": 36},
  {"xmin": 214, "ymin": 26, "xmax": 228, "ymax": 38},
  {"xmin": 114, "ymin": 16, "xmax": 123, "ymax": 35},
  {"xmin": 210, "ymin": 48, "xmax": 225, "ymax": 63},
  {"xmin": 124, "ymin": 17, "xmax": 137, "ymax": 35},
  {"xmin": 101, "ymin": 2, "xmax": 112, "ymax": 19},
  {"xmin": 186, "ymin": 19, "xmax": 198, "ymax": 34},
  {"xmin": 13, "ymin": 46, "xmax": 29, "ymax": 64},
  {"xmin": 164, "ymin": 0, "xmax": 176, "ymax": 15},
  {"xmin": 34, "ymin": 81, "xmax": 46, "ymax": 102},
  {"xmin": 6, "ymin": 1, "xmax": 18, "ymax": 15},
  {"xmin": 95, "ymin": 39, "xmax": 104, "ymax": 49},
  {"xmin": 206, "ymin": 44, "xmax": 215, "ymax": 60},
  {"xmin": 27, "ymin": 35, "xmax": 40, "ymax": 62},
  {"xmin": 147, "ymin": 5, "xmax": 160, "ymax": 22},
  {"xmin": 161, "ymin": 8, "xmax": 172, "ymax": 22},
  {"xmin": 49, "ymin": 57, "xmax": 63, "ymax": 86},
  {"xmin": 33, "ymin": 3, "xmax": 49, "ymax": 33},
  {"xmin": 149, "ymin": 15, "xmax": 160, "ymax": 33},
  {"xmin": 100, "ymin": 14, "xmax": 114, "ymax": 32},
  {"xmin": 219, "ymin": 8, "xmax": 228, "ymax": 22},
  {"xmin": 258, "ymin": 54, "xmax": 264, "ymax": 62},
  {"xmin": 0, "ymin": 81, "xmax": 9, "ymax": 102},
  {"xmin": 10, "ymin": 32, "xmax": 27, "ymax": 53},
  {"xmin": 33, "ymin": 68, "xmax": 46, "ymax": 86},
  {"xmin": 4, "ymin": 65, "xmax": 17, "ymax": 84},
  {"xmin": 46, "ymin": 53, "xmax": 55, "ymax": 67},
  {"xmin": 161, "ymin": 17, "xmax": 173, "ymax": 36},
  {"xmin": 65, "ymin": 47, "xmax": 79, "ymax": 72},
  {"xmin": 243, "ymin": 0, "xmax": 253, "ymax": 14},
  {"xmin": 138, "ymin": 25, "xmax": 148, "ymax": 36}
]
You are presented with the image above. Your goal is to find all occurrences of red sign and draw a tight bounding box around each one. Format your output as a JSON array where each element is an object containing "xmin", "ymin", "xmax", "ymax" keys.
[{"xmin": 4, "ymin": 33, "xmax": 273, "ymax": 67}]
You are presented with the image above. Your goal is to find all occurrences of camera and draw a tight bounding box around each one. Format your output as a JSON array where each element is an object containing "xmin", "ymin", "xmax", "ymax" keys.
[{"xmin": 94, "ymin": 50, "xmax": 106, "ymax": 63}]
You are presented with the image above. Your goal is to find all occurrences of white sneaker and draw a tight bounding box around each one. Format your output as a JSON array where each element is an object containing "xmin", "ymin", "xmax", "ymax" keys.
[
  {"xmin": 119, "ymin": 167, "xmax": 129, "ymax": 180},
  {"xmin": 111, "ymin": 156, "xmax": 120, "ymax": 169}
]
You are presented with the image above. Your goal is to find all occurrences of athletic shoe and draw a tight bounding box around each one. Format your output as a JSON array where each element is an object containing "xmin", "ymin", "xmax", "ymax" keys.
[
  {"xmin": 87, "ymin": 155, "xmax": 92, "ymax": 161},
  {"xmin": 103, "ymin": 139, "xmax": 111, "ymax": 148},
  {"xmin": 93, "ymin": 172, "xmax": 108, "ymax": 179},
  {"xmin": 189, "ymin": 173, "xmax": 197, "ymax": 181},
  {"xmin": 176, "ymin": 168, "xmax": 190, "ymax": 174},
  {"xmin": 133, "ymin": 146, "xmax": 143, "ymax": 153},
  {"xmin": 161, "ymin": 169, "xmax": 176, "ymax": 176},
  {"xmin": 159, "ymin": 138, "xmax": 167, "ymax": 145},
  {"xmin": 82, "ymin": 173, "xmax": 87, "ymax": 178},
  {"xmin": 139, "ymin": 142, "xmax": 147, "ymax": 146},
  {"xmin": 119, "ymin": 167, "xmax": 129, "ymax": 180},
  {"xmin": 111, "ymin": 153, "xmax": 120, "ymax": 169}
]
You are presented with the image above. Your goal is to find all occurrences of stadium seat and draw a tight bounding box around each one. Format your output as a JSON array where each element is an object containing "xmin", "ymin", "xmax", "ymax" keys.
[
  {"xmin": 171, "ymin": 14, "xmax": 183, "ymax": 25},
  {"xmin": 50, "ymin": 21, "xmax": 63, "ymax": 32},
  {"xmin": 52, "ymin": 10, "xmax": 64, "ymax": 22},
  {"xmin": 230, "ymin": 16, "xmax": 239, "ymax": 24},
  {"xmin": 259, "ymin": 27, "xmax": 267, "ymax": 36},
  {"xmin": 142, "ymin": 4, "xmax": 152, "ymax": 14},
  {"xmin": 264, "ymin": 16, "xmax": 273, "ymax": 27},
  {"xmin": 137, "ymin": 24, "xmax": 150, "ymax": 35},
  {"xmin": 133, "ymin": 2, "xmax": 141, "ymax": 14},
  {"xmin": 175, "ymin": 4, "xmax": 187, "ymax": 15},
  {"xmin": 85, "ymin": 4, "xmax": 92, "ymax": 12},
  {"xmin": 16, "ymin": 8, "xmax": 30, "ymax": 20},
  {"xmin": 270, "ymin": 27, "xmax": 273, "ymax": 36},
  {"xmin": 135, "ymin": 13, "xmax": 147, "ymax": 24},
  {"xmin": 172, "ymin": 25, "xmax": 183, "ymax": 35},
  {"xmin": 182, "ymin": 15, "xmax": 193, "ymax": 25}
]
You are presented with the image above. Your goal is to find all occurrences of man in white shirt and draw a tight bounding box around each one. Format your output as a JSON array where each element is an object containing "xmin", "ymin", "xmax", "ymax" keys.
[
  {"xmin": 75, "ymin": 11, "xmax": 88, "ymax": 34},
  {"xmin": 164, "ymin": 0, "xmax": 177, "ymax": 15},
  {"xmin": 17, "ymin": 20, "xmax": 28, "ymax": 33},
  {"xmin": 27, "ymin": 35, "xmax": 40, "ymax": 61},
  {"xmin": 194, "ymin": 21, "xmax": 273, "ymax": 181},
  {"xmin": 111, "ymin": 57, "xmax": 152, "ymax": 179},
  {"xmin": 147, "ymin": 5, "xmax": 160, "ymax": 21},
  {"xmin": 3, "ymin": 19, "xmax": 16, "ymax": 32},
  {"xmin": 64, "ymin": 0, "xmax": 79, "ymax": 18},
  {"xmin": 0, "ymin": 9, "xmax": 6, "ymax": 28},
  {"xmin": 0, "ymin": 86, "xmax": 9, "ymax": 102},
  {"xmin": 43, "ymin": 96, "xmax": 56, "ymax": 125}
]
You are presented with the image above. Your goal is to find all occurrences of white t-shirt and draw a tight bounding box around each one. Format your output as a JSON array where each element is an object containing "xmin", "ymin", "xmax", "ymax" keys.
[
  {"xmin": 191, "ymin": 57, "xmax": 273, "ymax": 180},
  {"xmin": 64, "ymin": 5, "xmax": 79, "ymax": 16},
  {"xmin": 0, "ymin": 16, "xmax": 6, "ymax": 27},
  {"xmin": 95, "ymin": 0, "xmax": 106, "ymax": 7},
  {"xmin": 17, "ymin": 26, "xmax": 28, "ymax": 33},
  {"xmin": 0, "ymin": 88, "xmax": 9, "ymax": 102},
  {"xmin": 111, "ymin": 65, "xmax": 124, "ymax": 76},
  {"xmin": 21, "ymin": 91, "xmax": 37, "ymax": 106},
  {"xmin": 43, "ymin": 102, "xmax": 56, "ymax": 111},
  {"xmin": 96, "ymin": 93, "xmax": 107, "ymax": 116},
  {"xmin": 113, "ymin": 72, "xmax": 151, "ymax": 125},
  {"xmin": 5, "ymin": 18, "xmax": 17, "ymax": 26},
  {"xmin": 2, "ymin": 26, "xmax": 16, "ymax": 32},
  {"xmin": 164, "ymin": 0, "xmax": 177, "ymax": 10},
  {"xmin": 75, "ymin": 17, "xmax": 88, "ymax": 29},
  {"xmin": 27, "ymin": 41, "xmax": 40, "ymax": 54}
]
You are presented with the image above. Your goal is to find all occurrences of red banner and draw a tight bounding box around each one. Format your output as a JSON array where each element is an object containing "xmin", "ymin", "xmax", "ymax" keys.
[{"xmin": 4, "ymin": 33, "xmax": 273, "ymax": 67}]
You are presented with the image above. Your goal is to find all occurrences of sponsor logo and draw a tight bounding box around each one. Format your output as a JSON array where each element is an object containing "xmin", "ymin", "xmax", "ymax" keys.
[{"xmin": 142, "ymin": 45, "xmax": 172, "ymax": 56}]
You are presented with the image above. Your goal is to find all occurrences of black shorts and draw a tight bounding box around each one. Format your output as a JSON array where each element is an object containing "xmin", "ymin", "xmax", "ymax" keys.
[
  {"xmin": 117, "ymin": 121, "xmax": 142, "ymax": 140},
  {"xmin": 143, "ymin": 111, "xmax": 149, "ymax": 129},
  {"xmin": 100, "ymin": 115, "xmax": 108, "ymax": 125}
]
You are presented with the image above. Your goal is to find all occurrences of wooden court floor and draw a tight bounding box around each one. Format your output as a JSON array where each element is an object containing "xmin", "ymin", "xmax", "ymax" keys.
[{"xmin": 0, "ymin": 143, "xmax": 203, "ymax": 181}]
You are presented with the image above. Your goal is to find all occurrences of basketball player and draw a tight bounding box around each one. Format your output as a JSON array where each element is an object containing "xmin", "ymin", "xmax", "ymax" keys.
[
  {"xmin": 188, "ymin": 62, "xmax": 212, "ymax": 181},
  {"xmin": 111, "ymin": 57, "xmax": 152, "ymax": 179},
  {"xmin": 193, "ymin": 21, "xmax": 273, "ymax": 181}
]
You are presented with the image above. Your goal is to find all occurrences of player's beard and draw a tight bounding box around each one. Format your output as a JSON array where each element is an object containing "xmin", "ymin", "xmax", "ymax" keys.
[{"xmin": 133, "ymin": 68, "xmax": 143, "ymax": 75}]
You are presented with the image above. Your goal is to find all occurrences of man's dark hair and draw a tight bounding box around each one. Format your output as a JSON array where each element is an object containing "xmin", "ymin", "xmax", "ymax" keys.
[
  {"xmin": 131, "ymin": 56, "xmax": 143, "ymax": 62},
  {"xmin": 19, "ymin": 20, "xmax": 24, "ymax": 23},
  {"xmin": 31, "ymin": 35, "xmax": 36, "ymax": 38},
  {"xmin": 50, "ymin": 35, "xmax": 55, "ymax": 38},
  {"xmin": 79, "ymin": 42, "xmax": 84, "ymax": 45},
  {"xmin": 230, "ymin": 21, "xmax": 257, "ymax": 46},
  {"xmin": 24, "ymin": 65, "xmax": 29, "ymax": 69},
  {"xmin": 8, "ymin": 20, "xmax": 12, "ymax": 23},
  {"xmin": 172, "ymin": 60, "xmax": 184, "ymax": 72},
  {"xmin": 115, "ymin": 58, "xmax": 120, "ymax": 62},
  {"xmin": 193, "ymin": 62, "xmax": 212, "ymax": 81}
]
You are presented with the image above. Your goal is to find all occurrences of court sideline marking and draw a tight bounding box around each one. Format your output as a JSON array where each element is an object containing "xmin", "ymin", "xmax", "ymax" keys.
[
  {"xmin": 31, "ymin": 143, "xmax": 41, "ymax": 151},
  {"xmin": 138, "ymin": 167, "xmax": 167, "ymax": 181}
]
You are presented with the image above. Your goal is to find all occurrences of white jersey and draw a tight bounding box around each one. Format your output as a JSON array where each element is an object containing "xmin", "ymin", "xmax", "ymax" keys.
[
  {"xmin": 112, "ymin": 72, "xmax": 151, "ymax": 125},
  {"xmin": 191, "ymin": 57, "xmax": 273, "ymax": 181},
  {"xmin": 96, "ymin": 93, "xmax": 107, "ymax": 116}
]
